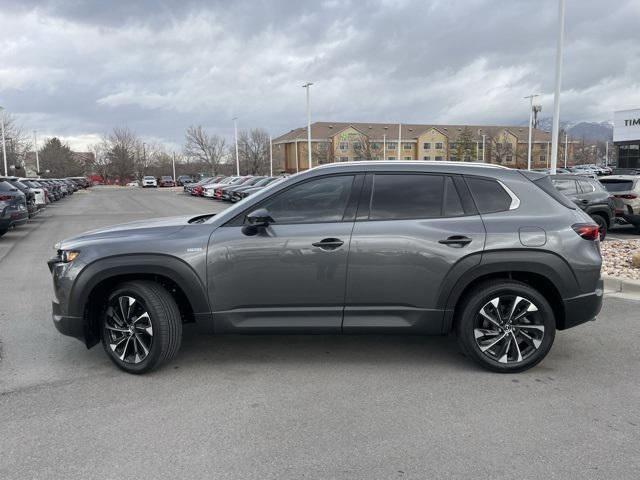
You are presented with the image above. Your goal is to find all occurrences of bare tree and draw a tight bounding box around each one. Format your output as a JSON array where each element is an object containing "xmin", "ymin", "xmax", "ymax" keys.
[
  {"xmin": 183, "ymin": 125, "xmax": 226, "ymax": 175},
  {"xmin": 0, "ymin": 112, "xmax": 32, "ymax": 175},
  {"xmin": 107, "ymin": 127, "xmax": 138, "ymax": 183},
  {"xmin": 488, "ymin": 131, "xmax": 513, "ymax": 165},
  {"xmin": 352, "ymin": 133, "xmax": 375, "ymax": 160},
  {"xmin": 238, "ymin": 128, "xmax": 270, "ymax": 175}
]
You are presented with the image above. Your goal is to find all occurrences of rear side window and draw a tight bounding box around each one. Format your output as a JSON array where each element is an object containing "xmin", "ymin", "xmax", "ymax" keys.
[
  {"xmin": 552, "ymin": 178, "xmax": 578, "ymax": 195},
  {"xmin": 530, "ymin": 175, "xmax": 576, "ymax": 209},
  {"xmin": 0, "ymin": 181, "xmax": 15, "ymax": 191},
  {"xmin": 577, "ymin": 179, "xmax": 595, "ymax": 193},
  {"xmin": 465, "ymin": 177, "xmax": 513, "ymax": 214},
  {"xmin": 370, "ymin": 174, "xmax": 444, "ymax": 220},
  {"xmin": 601, "ymin": 180, "xmax": 634, "ymax": 192}
]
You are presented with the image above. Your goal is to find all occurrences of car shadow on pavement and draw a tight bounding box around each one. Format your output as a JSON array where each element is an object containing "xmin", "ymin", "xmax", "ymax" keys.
[{"xmin": 175, "ymin": 324, "xmax": 472, "ymax": 371}]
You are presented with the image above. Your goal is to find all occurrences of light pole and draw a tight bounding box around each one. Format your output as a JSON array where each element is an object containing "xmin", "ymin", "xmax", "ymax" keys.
[
  {"xmin": 233, "ymin": 117, "xmax": 240, "ymax": 175},
  {"xmin": 33, "ymin": 130, "xmax": 40, "ymax": 175},
  {"xmin": 0, "ymin": 106, "xmax": 7, "ymax": 176},
  {"xmin": 294, "ymin": 139, "xmax": 299, "ymax": 173},
  {"xmin": 302, "ymin": 82, "xmax": 313, "ymax": 169},
  {"xmin": 549, "ymin": 0, "xmax": 566, "ymax": 175},
  {"xmin": 564, "ymin": 133, "xmax": 568, "ymax": 168},
  {"xmin": 524, "ymin": 94, "xmax": 540, "ymax": 170},
  {"xmin": 605, "ymin": 141, "xmax": 609, "ymax": 166},
  {"xmin": 269, "ymin": 135, "xmax": 273, "ymax": 176},
  {"xmin": 397, "ymin": 123, "xmax": 401, "ymax": 160},
  {"xmin": 172, "ymin": 152, "xmax": 176, "ymax": 183}
]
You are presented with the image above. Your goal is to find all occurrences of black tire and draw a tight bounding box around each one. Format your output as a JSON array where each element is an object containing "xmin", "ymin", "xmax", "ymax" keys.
[
  {"xmin": 455, "ymin": 280, "xmax": 556, "ymax": 373},
  {"xmin": 591, "ymin": 214, "xmax": 607, "ymax": 241},
  {"xmin": 0, "ymin": 229, "xmax": 7, "ymax": 238},
  {"xmin": 101, "ymin": 280, "xmax": 182, "ymax": 374}
]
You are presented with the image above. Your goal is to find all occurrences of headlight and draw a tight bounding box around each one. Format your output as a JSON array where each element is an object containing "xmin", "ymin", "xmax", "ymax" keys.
[{"xmin": 60, "ymin": 250, "xmax": 80, "ymax": 262}]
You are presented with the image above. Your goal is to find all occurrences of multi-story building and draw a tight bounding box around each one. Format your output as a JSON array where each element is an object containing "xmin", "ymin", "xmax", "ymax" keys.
[{"xmin": 272, "ymin": 122, "xmax": 575, "ymax": 173}]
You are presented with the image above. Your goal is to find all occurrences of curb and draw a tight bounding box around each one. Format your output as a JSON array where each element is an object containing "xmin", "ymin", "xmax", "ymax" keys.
[{"xmin": 603, "ymin": 275, "xmax": 640, "ymax": 298}]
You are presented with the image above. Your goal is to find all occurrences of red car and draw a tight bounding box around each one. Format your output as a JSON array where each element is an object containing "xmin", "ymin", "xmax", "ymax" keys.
[{"xmin": 159, "ymin": 176, "xmax": 176, "ymax": 187}]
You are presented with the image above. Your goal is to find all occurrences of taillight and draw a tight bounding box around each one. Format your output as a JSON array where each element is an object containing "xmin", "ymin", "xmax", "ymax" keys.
[
  {"xmin": 572, "ymin": 223, "xmax": 600, "ymax": 241},
  {"xmin": 0, "ymin": 195, "xmax": 11, "ymax": 201},
  {"xmin": 614, "ymin": 194, "xmax": 637, "ymax": 199}
]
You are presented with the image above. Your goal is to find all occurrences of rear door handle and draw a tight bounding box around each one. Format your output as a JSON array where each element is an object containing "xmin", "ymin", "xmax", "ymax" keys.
[
  {"xmin": 438, "ymin": 235, "xmax": 472, "ymax": 247},
  {"xmin": 312, "ymin": 238, "xmax": 344, "ymax": 250}
]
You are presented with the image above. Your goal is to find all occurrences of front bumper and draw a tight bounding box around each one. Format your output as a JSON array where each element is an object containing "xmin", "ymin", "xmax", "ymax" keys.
[
  {"xmin": 560, "ymin": 278, "xmax": 604, "ymax": 330},
  {"xmin": 52, "ymin": 299, "xmax": 85, "ymax": 341}
]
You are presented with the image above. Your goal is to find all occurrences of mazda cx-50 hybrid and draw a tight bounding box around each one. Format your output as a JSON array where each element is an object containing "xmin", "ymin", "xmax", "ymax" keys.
[{"xmin": 48, "ymin": 162, "xmax": 603, "ymax": 374}]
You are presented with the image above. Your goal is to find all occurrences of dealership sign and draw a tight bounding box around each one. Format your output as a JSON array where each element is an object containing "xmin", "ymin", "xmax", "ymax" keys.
[{"xmin": 614, "ymin": 108, "xmax": 640, "ymax": 142}]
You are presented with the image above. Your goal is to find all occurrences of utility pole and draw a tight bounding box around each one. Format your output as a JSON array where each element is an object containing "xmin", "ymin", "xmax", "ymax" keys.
[
  {"xmin": 564, "ymin": 133, "xmax": 568, "ymax": 168},
  {"xmin": 482, "ymin": 134, "xmax": 486, "ymax": 163},
  {"xmin": 233, "ymin": 117, "xmax": 240, "ymax": 175},
  {"xmin": 397, "ymin": 123, "xmax": 401, "ymax": 160},
  {"xmin": 303, "ymin": 82, "xmax": 313, "ymax": 169},
  {"xmin": 383, "ymin": 134, "xmax": 386, "ymax": 160},
  {"xmin": 605, "ymin": 141, "xmax": 609, "ymax": 166},
  {"xmin": 549, "ymin": 0, "xmax": 566, "ymax": 175},
  {"xmin": 0, "ymin": 106, "xmax": 7, "ymax": 176},
  {"xmin": 33, "ymin": 130, "xmax": 40, "ymax": 175},
  {"xmin": 172, "ymin": 152, "xmax": 176, "ymax": 183},
  {"xmin": 295, "ymin": 139, "xmax": 299, "ymax": 173},
  {"xmin": 269, "ymin": 135, "xmax": 273, "ymax": 176},
  {"xmin": 525, "ymin": 94, "xmax": 540, "ymax": 170}
]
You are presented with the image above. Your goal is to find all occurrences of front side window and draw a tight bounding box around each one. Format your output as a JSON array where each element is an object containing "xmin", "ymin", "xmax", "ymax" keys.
[
  {"xmin": 466, "ymin": 177, "xmax": 513, "ymax": 213},
  {"xmin": 259, "ymin": 175, "xmax": 354, "ymax": 224},
  {"xmin": 370, "ymin": 174, "xmax": 444, "ymax": 220}
]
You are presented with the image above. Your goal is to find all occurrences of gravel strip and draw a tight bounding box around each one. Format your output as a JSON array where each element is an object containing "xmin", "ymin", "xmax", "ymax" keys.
[{"xmin": 601, "ymin": 239, "xmax": 640, "ymax": 280}]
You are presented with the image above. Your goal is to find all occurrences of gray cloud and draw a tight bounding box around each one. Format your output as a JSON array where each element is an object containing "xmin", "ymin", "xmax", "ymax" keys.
[{"xmin": 0, "ymin": 0, "xmax": 638, "ymax": 149}]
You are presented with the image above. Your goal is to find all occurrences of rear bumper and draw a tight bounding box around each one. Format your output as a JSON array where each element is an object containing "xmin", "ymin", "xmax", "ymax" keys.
[
  {"xmin": 52, "ymin": 300, "xmax": 85, "ymax": 341},
  {"xmin": 560, "ymin": 278, "xmax": 604, "ymax": 330}
]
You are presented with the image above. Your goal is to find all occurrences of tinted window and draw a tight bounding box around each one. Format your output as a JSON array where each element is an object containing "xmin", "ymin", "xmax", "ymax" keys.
[
  {"xmin": 552, "ymin": 178, "xmax": 578, "ymax": 195},
  {"xmin": 601, "ymin": 179, "xmax": 634, "ymax": 192},
  {"xmin": 370, "ymin": 174, "xmax": 444, "ymax": 220},
  {"xmin": 466, "ymin": 177, "xmax": 512, "ymax": 213},
  {"xmin": 444, "ymin": 176, "xmax": 465, "ymax": 217},
  {"xmin": 261, "ymin": 175, "xmax": 354, "ymax": 224},
  {"xmin": 0, "ymin": 181, "xmax": 16, "ymax": 192}
]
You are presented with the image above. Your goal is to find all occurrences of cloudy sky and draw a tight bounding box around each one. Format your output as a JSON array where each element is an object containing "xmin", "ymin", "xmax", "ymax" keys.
[{"xmin": 1, "ymin": 0, "xmax": 639, "ymax": 150}]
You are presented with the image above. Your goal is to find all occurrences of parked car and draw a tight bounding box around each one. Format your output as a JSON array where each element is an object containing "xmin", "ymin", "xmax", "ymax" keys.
[
  {"xmin": 126, "ymin": 181, "xmax": 140, "ymax": 187},
  {"xmin": 159, "ymin": 176, "xmax": 175, "ymax": 187},
  {"xmin": 1, "ymin": 177, "xmax": 38, "ymax": 218},
  {"xmin": 49, "ymin": 161, "xmax": 602, "ymax": 374},
  {"xmin": 201, "ymin": 176, "xmax": 240, "ymax": 197},
  {"xmin": 599, "ymin": 175, "xmax": 640, "ymax": 232},
  {"xmin": 551, "ymin": 175, "xmax": 614, "ymax": 240},
  {"xmin": 176, "ymin": 175, "xmax": 194, "ymax": 186},
  {"xmin": 217, "ymin": 176, "xmax": 266, "ymax": 201},
  {"xmin": 21, "ymin": 179, "xmax": 48, "ymax": 209},
  {"xmin": 0, "ymin": 180, "xmax": 28, "ymax": 236},
  {"xmin": 231, "ymin": 177, "xmax": 282, "ymax": 202},
  {"xmin": 142, "ymin": 176, "xmax": 158, "ymax": 188}
]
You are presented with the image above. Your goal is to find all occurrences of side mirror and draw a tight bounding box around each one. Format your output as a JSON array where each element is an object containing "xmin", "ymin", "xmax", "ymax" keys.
[{"xmin": 246, "ymin": 208, "xmax": 274, "ymax": 227}]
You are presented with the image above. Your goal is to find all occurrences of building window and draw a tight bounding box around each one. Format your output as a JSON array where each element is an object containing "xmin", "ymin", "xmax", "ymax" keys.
[
  {"xmin": 463, "ymin": 155, "xmax": 471, "ymax": 161},
  {"xmin": 540, "ymin": 155, "xmax": 546, "ymax": 162},
  {"xmin": 435, "ymin": 156, "xmax": 443, "ymax": 161},
  {"xmin": 435, "ymin": 142, "xmax": 443, "ymax": 149},
  {"xmin": 404, "ymin": 156, "xmax": 412, "ymax": 160},
  {"xmin": 340, "ymin": 156, "xmax": 348, "ymax": 162},
  {"xmin": 403, "ymin": 143, "xmax": 412, "ymax": 150},
  {"xmin": 450, "ymin": 156, "xmax": 457, "ymax": 161},
  {"xmin": 506, "ymin": 155, "xmax": 513, "ymax": 162},
  {"xmin": 539, "ymin": 143, "xmax": 546, "ymax": 150},
  {"xmin": 317, "ymin": 143, "xmax": 327, "ymax": 151},
  {"xmin": 423, "ymin": 156, "xmax": 431, "ymax": 160},
  {"xmin": 423, "ymin": 142, "xmax": 431, "ymax": 150},
  {"xmin": 373, "ymin": 156, "xmax": 380, "ymax": 160},
  {"xmin": 354, "ymin": 157, "xmax": 363, "ymax": 161},
  {"xmin": 450, "ymin": 142, "xmax": 457, "ymax": 149},
  {"xmin": 478, "ymin": 143, "xmax": 483, "ymax": 149},
  {"xmin": 388, "ymin": 156, "xmax": 396, "ymax": 160},
  {"xmin": 339, "ymin": 142, "xmax": 348, "ymax": 150},
  {"xmin": 371, "ymin": 143, "xmax": 380, "ymax": 150},
  {"xmin": 387, "ymin": 143, "xmax": 396, "ymax": 150}
]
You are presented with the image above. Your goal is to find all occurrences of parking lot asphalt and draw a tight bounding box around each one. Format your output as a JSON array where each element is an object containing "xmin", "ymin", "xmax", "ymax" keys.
[{"xmin": 1, "ymin": 186, "xmax": 639, "ymax": 479}]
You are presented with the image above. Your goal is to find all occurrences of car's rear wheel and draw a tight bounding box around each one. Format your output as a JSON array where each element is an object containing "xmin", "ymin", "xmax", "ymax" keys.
[
  {"xmin": 455, "ymin": 280, "xmax": 556, "ymax": 373},
  {"xmin": 101, "ymin": 280, "xmax": 182, "ymax": 374},
  {"xmin": 591, "ymin": 214, "xmax": 607, "ymax": 241},
  {"xmin": 0, "ymin": 228, "xmax": 7, "ymax": 237}
]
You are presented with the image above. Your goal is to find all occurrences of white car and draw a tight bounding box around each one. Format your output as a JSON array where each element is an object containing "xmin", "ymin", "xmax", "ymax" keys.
[
  {"xmin": 126, "ymin": 181, "xmax": 139, "ymax": 187},
  {"xmin": 142, "ymin": 176, "xmax": 157, "ymax": 188}
]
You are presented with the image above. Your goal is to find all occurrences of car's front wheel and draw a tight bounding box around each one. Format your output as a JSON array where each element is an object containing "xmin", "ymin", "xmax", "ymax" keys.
[
  {"xmin": 101, "ymin": 280, "xmax": 182, "ymax": 374},
  {"xmin": 455, "ymin": 280, "xmax": 556, "ymax": 373}
]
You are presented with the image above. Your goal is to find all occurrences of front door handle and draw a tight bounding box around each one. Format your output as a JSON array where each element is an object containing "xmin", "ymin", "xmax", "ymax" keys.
[
  {"xmin": 438, "ymin": 235, "xmax": 472, "ymax": 247},
  {"xmin": 312, "ymin": 238, "xmax": 344, "ymax": 250}
]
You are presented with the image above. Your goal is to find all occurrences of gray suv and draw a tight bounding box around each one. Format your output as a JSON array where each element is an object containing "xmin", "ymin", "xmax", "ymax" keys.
[{"xmin": 48, "ymin": 162, "xmax": 603, "ymax": 374}]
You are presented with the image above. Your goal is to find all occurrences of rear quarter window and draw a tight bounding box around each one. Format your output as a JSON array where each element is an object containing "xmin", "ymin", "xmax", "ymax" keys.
[{"xmin": 465, "ymin": 177, "xmax": 513, "ymax": 214}]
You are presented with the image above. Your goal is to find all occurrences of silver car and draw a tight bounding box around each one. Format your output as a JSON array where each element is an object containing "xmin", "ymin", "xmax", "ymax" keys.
[{"xmin": 48, "ymin": 162, "xmax": 603, "ymax": 374}]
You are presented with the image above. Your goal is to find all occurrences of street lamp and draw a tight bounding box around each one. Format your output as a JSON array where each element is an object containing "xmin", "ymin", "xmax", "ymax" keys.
[
  {"xmin": 549, "ymin": 0, "xmax": 566, "ymax": 175},
  {"xmin": 524, "ymin": 94, "xmax": 540, "ymax": 170},
  {"xmin": 33, "ymin": 130, "xmax": 40, "ymax": 175},
  {"xmin": 0, "ymin": 106, "xmax": 7, "ymax": 176},
  {"xmin": 233, "ymin": 117, "xmax": 240, "ymax": 175},
  {"xmin": 302, "ymin": 82, "xmax": 313, "ymax": 169}
]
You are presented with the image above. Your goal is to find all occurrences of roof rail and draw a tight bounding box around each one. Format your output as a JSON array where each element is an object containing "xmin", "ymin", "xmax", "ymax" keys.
[{"xmin": 314, "ymin": 160, "xmax": 510, "ymax": 170}]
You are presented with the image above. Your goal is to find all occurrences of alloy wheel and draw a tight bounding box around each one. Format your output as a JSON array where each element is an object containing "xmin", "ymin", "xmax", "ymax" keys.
[
  {"xmin": 473, "ymin": 295, "xmax": 545, "ymax": 364},
  {"xmin": 104, "ymin": 295, "xmax": 154, "ymax": 364}
]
